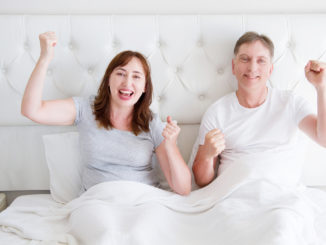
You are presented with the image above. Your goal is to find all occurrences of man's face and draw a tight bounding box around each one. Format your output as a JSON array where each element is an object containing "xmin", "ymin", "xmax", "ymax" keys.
[{"xmin": 232, "ymin": 40, "xmax": 273, "ymax": 91}]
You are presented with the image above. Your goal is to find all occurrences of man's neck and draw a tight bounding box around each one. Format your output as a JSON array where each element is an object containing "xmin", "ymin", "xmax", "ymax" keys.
[{"xmin": 236, "ymin": 86, "xmax": 268, "ymax": 108}]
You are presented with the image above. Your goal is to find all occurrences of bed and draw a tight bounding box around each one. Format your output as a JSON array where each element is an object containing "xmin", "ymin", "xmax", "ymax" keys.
[{"xmin": 1, "ymin": 14, "xmax": 326, "ymax": 244}]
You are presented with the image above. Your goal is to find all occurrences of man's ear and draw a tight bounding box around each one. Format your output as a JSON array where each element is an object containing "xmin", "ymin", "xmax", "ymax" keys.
[
  {"xmin": 232, "ymin": 59, "xmax": 235, "ymax": 75},
  {"xmin": 269, "ymin": 63, "xmax": 274, "ymax": 76}
]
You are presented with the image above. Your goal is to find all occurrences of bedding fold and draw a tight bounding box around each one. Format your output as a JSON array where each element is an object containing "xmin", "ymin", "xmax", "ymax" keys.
[{"xmin": 0, "ymin": 153, "xmax": 325, "ymax": 245}]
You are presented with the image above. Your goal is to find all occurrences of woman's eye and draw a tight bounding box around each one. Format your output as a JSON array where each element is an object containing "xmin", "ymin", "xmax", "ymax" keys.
[
  {"xmin": 133, "ymin": 75, "xmax": 141, "ymax": 79},
  {"xmin": 117, "ymin": 72, "xmax": 125, "ymax": 76}
]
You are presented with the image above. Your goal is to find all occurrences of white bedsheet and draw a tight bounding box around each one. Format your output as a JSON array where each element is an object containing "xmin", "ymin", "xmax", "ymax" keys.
[{"xmin": 1, "ymin": 155, "xmax": 326, "ymax": 245}]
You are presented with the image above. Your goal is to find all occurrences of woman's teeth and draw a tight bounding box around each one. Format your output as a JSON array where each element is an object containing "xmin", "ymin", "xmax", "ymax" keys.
[{"xmin": 119, "ymin": 90, "xmax": 134, "ymax": 96}]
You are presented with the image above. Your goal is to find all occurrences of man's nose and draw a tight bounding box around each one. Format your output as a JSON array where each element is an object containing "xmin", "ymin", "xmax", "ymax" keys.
[{"xmin": 248, "ymin": 60, "xmax": 258, "ymax": 72}]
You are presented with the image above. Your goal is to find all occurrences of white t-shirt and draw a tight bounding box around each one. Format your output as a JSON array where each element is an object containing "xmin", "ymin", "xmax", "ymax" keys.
[{"xmin": 195, "ymin": 88, "xmax": 315, "ymax": 178}]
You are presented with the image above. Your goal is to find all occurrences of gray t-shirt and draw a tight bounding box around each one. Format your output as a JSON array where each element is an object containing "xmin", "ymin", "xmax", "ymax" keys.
[{"xmin": 73, "ymin": 96, "xmax": 165, "ymax": 191}]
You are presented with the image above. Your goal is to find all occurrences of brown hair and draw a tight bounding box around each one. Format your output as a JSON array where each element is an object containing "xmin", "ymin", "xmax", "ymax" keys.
[
  {"xmin": 93, "ymin": 50, "xmax": 153, "ymax": 135},
  {"xmin": 234, "ymin": 31, "xmax": 274, "ymax": 58}
]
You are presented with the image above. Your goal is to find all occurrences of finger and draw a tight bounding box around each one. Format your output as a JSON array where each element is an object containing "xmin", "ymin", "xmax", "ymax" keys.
[
  {"xmin": 167, "ymin": 116, "xmax": 172, "ymax": 124},
  {"xmin": 209, "ymin": 131, "xmax": 224, "ymax": 140},
  {"xmin": 310, "ymin": 60, "xmax": 321, "ymax": 72},
  {"xmin": 164, "ymin": 127, "xmax": 176, "ymax": 135},
  {"xmin": 214, "ymin": 142, "xmax": 225, "ymax": 151},
  {"xmin": 207, "ymin": 128, "xmax": 221, "ymax": 137},
  {"xmin": 210, "ymin": 137, "xmax": 225, "ymax": 145},
  {"xmin": 305, "ymin": 61, "xmax": 311, "ymax": 73},
  {"xmin": 165, "ymin": 123, "xmax": 178, "ymax": 130}
]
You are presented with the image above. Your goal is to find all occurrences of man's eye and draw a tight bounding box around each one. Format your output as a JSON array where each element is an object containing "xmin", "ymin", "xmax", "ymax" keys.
[{"xmin": 258, "ymin": 59, "xmax": 266, "ymax": 64}]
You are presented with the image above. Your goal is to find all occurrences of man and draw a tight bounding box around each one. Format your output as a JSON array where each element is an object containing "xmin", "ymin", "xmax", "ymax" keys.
[{"xmin": 192, "ymin": 31, "xmax": 326, "ymax": 187}]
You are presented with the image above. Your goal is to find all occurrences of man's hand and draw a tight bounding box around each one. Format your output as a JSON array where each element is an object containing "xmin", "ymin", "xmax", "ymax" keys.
[
  {"xmin": 202, "ymin": 129, "xmax": 225, "ymax": 159},
  {"xmin": 162, "ymin": 116, "xmax": 180, "ymax": 144},
  {"xmin": 39, "ymin": 32, "xmax": 57, "ymax": 61},
  {"xmin": 305, "ymin": 60, "xmax": 326, "ymax": 91}
]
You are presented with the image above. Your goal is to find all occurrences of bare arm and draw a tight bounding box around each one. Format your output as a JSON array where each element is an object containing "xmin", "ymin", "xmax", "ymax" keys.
[
  {"xmin": 299, "ymin": 60, "xmax": 326, "ymax": 147},
  {"xmin": 192, "ymin": 129, "xmax": 225, "ymax": 187},
  {"xmin": 156, "ymin": 116, "xmax": 191, "ymax": 195},
  {"xmin": 21, "ymin": 32, "xmax": 76, "ymax": 125}
]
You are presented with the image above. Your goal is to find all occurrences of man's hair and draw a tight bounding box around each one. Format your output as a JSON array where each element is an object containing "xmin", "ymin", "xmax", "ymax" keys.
[{"xmin": 234, "ymin": 31, "xmax": 274, "ymax": 58}]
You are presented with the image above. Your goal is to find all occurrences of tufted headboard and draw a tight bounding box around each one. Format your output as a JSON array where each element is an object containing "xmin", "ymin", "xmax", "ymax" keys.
[{"xmin": 1, "ymin": 14, "xmax": 326, "ymax": 191}]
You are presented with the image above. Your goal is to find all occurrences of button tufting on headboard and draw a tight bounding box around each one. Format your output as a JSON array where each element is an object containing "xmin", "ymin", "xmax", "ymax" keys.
[{"xmin": 1, "ymin": 14, "xmax": 326, "ymax": 190}]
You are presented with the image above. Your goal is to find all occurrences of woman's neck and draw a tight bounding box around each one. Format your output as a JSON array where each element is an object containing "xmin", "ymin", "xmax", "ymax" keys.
[{"xmin": 109, "ymin": 105, "xmax": 134, "ymax": 131}]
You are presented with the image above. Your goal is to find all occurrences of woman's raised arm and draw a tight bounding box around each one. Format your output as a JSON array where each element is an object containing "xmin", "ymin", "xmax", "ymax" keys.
[{"xmin": 21, "ymin": 32, "xmax": 76, "ymax": 125}]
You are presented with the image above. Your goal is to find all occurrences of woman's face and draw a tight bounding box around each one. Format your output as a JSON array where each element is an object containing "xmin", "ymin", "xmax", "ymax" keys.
[{"xmin": 108, "ymin": 57, "xmax": 146, "ymax": 109}]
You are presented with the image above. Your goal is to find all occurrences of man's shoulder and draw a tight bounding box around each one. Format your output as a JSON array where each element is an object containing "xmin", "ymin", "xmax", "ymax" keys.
[
  {"xmin": 269, "ymin": 87, "xmax": 295, "ymax": 103},
  {"xmin": 207, "ymin": 92, "xmax": 235, "ymax": 111}
]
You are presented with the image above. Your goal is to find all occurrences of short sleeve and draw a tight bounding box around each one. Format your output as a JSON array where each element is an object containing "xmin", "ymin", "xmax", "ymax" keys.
[
  {"xmin": 72, "ymin": 97, "xmax": 85, "ymax": 125},
  {"xmin": 198, "ymin": 105, "xmax": 219, "ymax": 145},
  {"xmin": 292, "ymin": 93, "xmax": 316, "ymax": 125},
  {"xmin": 149, "ymin": 113, "xmax": 165, "ymax": 149}
]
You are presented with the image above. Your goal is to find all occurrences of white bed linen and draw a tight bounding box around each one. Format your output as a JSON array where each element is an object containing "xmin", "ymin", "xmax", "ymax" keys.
[
  {"xmin": 1, "ymin": 156, "xmax": 326, "ymax": 245},
  {"xmin": 0, "ymin": 194, "xmax": 64, "ymax": 245}
]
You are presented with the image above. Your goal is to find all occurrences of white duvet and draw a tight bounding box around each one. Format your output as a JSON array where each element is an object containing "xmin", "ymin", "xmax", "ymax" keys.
[{"xmin": 1, "ymin": 153, "xmax": 326, "ymax": 245}]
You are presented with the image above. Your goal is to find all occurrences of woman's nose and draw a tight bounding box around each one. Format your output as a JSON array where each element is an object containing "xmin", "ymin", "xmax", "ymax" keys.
[{"xmin": 122, "ymin": 74, "xmax": 132, "ymax": 86}]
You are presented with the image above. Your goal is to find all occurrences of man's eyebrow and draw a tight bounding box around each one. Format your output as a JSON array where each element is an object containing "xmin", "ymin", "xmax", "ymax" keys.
[{"xmin": 238, "ymin": 54, "xmax": 268, "ymax": 59}]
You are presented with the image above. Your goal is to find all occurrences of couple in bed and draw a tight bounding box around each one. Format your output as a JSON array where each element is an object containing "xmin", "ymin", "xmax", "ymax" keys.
[{"xmin": 21, "ymin": 31, "xmax": 326, "ymax": 197}]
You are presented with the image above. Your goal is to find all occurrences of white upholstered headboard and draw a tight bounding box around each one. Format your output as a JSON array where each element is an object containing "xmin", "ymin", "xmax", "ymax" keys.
[{"xmin": 1, "ymin": 14, "xmax": 326, "ymax": 191}]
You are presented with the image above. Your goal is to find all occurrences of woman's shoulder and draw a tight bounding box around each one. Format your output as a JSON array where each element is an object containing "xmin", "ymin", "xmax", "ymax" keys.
[
  {"xmin": 73, "ymin": 95, "xmax": 96, "ymax": 124},
  {"xmin": 149, "ymin": 112, "xmax": 165, "ymax": 132},
  {"xmin": 73, "ymin": 95, "xmax": 95, "ymax": 108}
]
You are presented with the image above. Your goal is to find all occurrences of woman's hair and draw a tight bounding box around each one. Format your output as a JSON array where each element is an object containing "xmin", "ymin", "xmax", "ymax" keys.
[
  {"xmin": 93, "ymin": 50, "xmax": 153, "ymax": 135},
  {"xmin": 234, "ymin": 31, "xmax": 274, "ymax": 58}
]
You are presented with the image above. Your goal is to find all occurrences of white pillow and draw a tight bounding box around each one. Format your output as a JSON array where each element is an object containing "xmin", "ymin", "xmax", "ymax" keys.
[{"xmin": 43, "ymin": 132, "xmax": 82, "ymax": 203}]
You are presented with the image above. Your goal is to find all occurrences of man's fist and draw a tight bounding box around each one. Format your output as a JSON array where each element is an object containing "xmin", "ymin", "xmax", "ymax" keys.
[
  {"xmin": 305, "ymin": 60, "xmax": 326, "ymax": 90},
  {"xmin": 203, "ymin": 129, "xmax": 225, "ymax": 158}
]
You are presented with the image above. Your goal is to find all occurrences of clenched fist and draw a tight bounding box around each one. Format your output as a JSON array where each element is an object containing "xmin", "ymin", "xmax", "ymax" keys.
[
  {"xmin": 203, "ymin": 129, "xmax": 225, "ymax": 159},
  {"xmin": 39, "ymin": 32, "xmax": 57, "ymax": 61},
  {"xmin": 305, "ymin": 60, "xmax": 326, "ymax": 91},
  {"xmin": 162, "ymin": 116, "xmax": 180, "ymax": 144}
]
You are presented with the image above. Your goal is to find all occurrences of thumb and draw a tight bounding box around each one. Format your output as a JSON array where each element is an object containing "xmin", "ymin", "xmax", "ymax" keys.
[
  {"xmin": 305, "ymin": 61, "xmax": 311, "ymax": 73},
  {"xmin": 167, "ymin": 116, "xmax": 172, "ymax": 124}
]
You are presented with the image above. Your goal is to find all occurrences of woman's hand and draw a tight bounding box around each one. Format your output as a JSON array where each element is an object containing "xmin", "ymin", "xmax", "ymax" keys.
[
  {"xmin": 162, "ymin": 116, "xmax": 180, "ymax": 145},
  {"xmin": 39, "ymin": 32, "xmax": 57, "ymax": 61},
  {"xmin": 157, "ymin": 115, "xmax": 191, "ymax": 195}
]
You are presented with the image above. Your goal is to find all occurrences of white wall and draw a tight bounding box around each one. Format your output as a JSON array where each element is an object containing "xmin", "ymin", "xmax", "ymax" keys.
[{"xmin": 1, "ymin": 0, "xmax": 326, "ymax": 14}]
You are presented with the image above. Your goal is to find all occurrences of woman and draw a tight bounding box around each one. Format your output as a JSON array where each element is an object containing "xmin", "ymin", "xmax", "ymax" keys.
[{"xmin": 21, "ymin": 32, "xmax": 191, "ymax": 195}]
